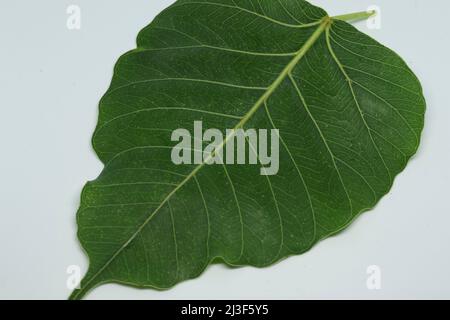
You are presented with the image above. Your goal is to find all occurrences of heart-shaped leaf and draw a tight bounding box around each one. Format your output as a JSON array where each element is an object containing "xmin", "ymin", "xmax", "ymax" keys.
[{"xmin": 70, "ymin": 0, "xmax": 425, "ymax": 299}]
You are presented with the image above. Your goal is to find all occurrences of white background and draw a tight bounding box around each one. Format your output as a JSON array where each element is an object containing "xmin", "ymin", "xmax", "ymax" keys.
[{"xmin": 0, "ymin": 0, "xmax": 449, "ymax": 299}]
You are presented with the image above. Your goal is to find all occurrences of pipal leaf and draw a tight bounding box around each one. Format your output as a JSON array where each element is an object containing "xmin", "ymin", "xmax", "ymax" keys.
[{"xmin": 70, "ymin": 0, "xmax": 425, "ymax": 299}]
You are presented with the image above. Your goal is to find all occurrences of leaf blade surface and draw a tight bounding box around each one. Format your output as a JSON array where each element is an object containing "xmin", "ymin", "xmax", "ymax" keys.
[{"xmin": 71, "ymin": 0, "xmax": 425, "ymax": 299}]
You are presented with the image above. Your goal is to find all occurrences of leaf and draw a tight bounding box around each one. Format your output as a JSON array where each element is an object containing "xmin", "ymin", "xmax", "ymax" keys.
[{"xmin": 70, "ymin": 0, "xmax": 425, "ymax": 299}]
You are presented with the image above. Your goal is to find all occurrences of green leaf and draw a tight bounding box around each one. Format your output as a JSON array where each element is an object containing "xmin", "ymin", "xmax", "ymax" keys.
[{"xmin": 70, "ymin": 0, "xmax": 425, "ymax": 299}]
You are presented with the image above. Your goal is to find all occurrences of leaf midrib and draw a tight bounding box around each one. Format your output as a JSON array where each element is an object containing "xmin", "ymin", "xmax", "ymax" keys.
[{"xmin": 70, "ymin": 17, "xmax": 331, "ymax": 300}]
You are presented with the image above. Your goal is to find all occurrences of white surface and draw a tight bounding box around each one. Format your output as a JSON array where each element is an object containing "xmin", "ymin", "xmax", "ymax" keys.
[{"xmin": 0, "ymin": 0, "xmax": 449, "ymax": 300}]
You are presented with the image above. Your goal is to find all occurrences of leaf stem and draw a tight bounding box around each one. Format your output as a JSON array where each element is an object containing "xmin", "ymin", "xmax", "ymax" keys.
[{"xmin": 332, "ymin": 10, "xmax": 376, "ymax": 23}]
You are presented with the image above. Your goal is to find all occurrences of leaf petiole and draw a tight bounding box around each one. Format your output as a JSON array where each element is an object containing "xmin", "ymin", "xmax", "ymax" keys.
[{"xmin": 332, "ymin": 10, "xmax": 377, "ymax": 23}]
